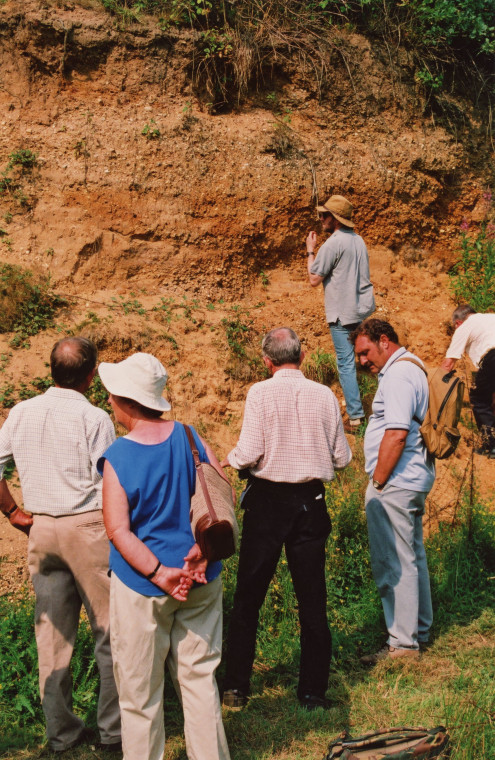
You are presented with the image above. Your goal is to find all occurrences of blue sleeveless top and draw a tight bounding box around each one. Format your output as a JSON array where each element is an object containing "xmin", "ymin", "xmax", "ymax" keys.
[{"xmin": 97, "ymin": 422, "xmax": 222, "ymax": 595}]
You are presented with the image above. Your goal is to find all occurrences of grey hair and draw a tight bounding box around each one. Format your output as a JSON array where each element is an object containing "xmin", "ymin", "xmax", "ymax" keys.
[
  {"xmin": 262, "ymin": 327, "xmax": 302, "ymax": 366},
  {"xmin": 452, "ymin": 304, "xmax": 476, "ymax": 324}
]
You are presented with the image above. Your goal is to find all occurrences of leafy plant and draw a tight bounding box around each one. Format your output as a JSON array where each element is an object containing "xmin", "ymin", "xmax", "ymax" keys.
[
  {"xmin": 6, "ymin": 149, "xmax": 38, "ymax": 171},
  {"xmin": 141, "ymin": 120, "xmax": 161, "ymax": 140},
  {"xmin": 221, "ymin": 308, "xmax": 266, "ymax": 381},
  {"xmin": 0, "ymin": 151, "xmax": 37, "ymax": 208},
  {"xmin": 0, "ymin": 264, "xmax": 66, "ymax": 344},
  {"xmin": 0, "ymin": 593, "xmax": 99, "ymax": 744},
  {"xmin": 200, "ymin": 29, "xmax": 233, "ymax": 59},
  {"xmin": 259, "ymin": 270, "xmax": 269, "ymax": 288},
  {"xmin": 109, "ymin": 295, "xmax": 146, "ymax": 315},
  {"xmin": 448, "ymin": 221, "xmax": 495, "ymax": 312},
  {"xmin": 415, "ymin": 68, "xmax": 444, "ymax": 92},
  {"xmin": 152, "ymin": 296, "xmax": 175, "ymax": 323},
  {"xmin": 0, "ymin": 382, "xmax": 16, "ymax": 409},
  {"xmin": 86, "ymin": 375, "xmax": 111, "ymax": 413}
]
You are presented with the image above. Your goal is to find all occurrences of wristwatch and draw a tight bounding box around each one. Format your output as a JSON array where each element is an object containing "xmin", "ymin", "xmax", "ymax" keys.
[
  {"xmin": 372, "ymin": 479, "xmax": 384, "ymax": 490},
  {"xmin": 306, "ymin": 250, "xmax": 314, "ymax": 256}
]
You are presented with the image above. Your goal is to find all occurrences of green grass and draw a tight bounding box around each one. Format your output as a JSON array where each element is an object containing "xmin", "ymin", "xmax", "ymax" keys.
[{"xmin": 1, "ymin": 463, "xmax": 494, "ymax": 758}]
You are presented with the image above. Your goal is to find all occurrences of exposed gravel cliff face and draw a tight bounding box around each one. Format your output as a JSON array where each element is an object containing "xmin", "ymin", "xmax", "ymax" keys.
[
  {"xmin": 0, "ymin": 1, "xmax": 493, "ymax": 296},
  {"xmin": 1, "ymin": 1, "xmax": 494, "ymax": 596}
]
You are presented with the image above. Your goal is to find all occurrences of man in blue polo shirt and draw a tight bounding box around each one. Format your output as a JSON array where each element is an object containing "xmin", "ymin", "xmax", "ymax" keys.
[{"xmin": 351, "ymin": 318, "xmax": 435, "ymax": 664}]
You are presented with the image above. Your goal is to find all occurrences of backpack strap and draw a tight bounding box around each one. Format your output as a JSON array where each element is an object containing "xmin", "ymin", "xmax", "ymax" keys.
[
  {"xmin": 396, "ymin": 356, "xmax": 427, "ymax": 375},
  {"xmin": 395, "ymin": 357, "xmax": 428, "ymax": 425}
]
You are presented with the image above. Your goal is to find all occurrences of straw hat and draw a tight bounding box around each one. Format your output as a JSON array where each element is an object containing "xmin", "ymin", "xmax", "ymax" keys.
[
  {"xmin": 98, "ymin": 353, "xmax": 171, "ymax": 412},
  {"xmin": 316, "ymin": 195, "xmax": 354, "ymax": 227}
]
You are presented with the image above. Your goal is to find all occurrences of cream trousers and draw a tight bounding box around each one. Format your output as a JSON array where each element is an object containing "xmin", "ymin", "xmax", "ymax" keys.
[
  {"xmin": 28, "ymin": 512, "xmax": 121, "ymax": 751},
  {"xmin": 110, "ymin": 573, "xmax": 230, "ymax": 760}
]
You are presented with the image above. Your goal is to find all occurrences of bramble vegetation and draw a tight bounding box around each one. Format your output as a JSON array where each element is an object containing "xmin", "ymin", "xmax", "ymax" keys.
[
  {"xmin": 0, "ymin": 149, "xmax": 38, "ymax": 208},
  {"xmin": 97, "ymin": 0, "xmax": 495, "ymax": 109},
  {"xmin": 0, "ymin": 264, "xmax": 66, "ymax": 345},
  {"xmin": 221, "ymin": 308, "xmax": 266, "ymax": 381},
  {"xmin": 448, "ymin": 221, "xmax": 495, "ymax": 312}
]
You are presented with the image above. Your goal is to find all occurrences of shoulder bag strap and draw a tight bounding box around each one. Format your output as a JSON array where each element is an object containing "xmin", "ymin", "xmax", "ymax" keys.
[{"xmin": 183, "ymin": 424, "xmax": 218, "ymax": 522}]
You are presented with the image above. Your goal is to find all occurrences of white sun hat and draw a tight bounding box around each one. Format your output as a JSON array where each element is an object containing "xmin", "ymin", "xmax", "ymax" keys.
[{"xmin": 98, "ymin": 352, "xmax": 171, "ymax": 412}]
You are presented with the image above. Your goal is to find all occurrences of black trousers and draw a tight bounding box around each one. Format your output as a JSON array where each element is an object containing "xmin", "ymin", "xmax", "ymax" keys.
[
  {"xmin": 224, "ymin": 476, "xmax": 332, "ymax": 699},
  {"xmin": 470, "ymin": 348, "xmax": 495, "ymax": 448}
]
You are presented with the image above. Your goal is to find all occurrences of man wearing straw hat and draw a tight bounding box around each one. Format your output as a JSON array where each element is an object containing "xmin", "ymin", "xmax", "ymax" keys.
[{"xmin": 306, "ymin": 194, "xmax": 375, "ymax": 432}]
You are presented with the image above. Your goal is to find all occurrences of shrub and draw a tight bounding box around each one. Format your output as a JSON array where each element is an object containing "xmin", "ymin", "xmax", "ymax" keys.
[
  {"xmin": 98, "ymin": 0, "xmax": 495, "ymax": 109},
  {"xmin": 0, "ymin": 264, "xmax": 66, "ymax": 341},
  {"xmin": 448, "ymin": 222, "xmax": 495, "ymax": 312},
  {"xmin": 221, "ymin": 308, "xmax": 266, "ymax": 382},
  {"xmin": 6, "ymin": 149, "xmax": 38, "ymax": 171},
  {"xmin": 0, "ymin": 150, "xmax": 38, "ymax": 209}
]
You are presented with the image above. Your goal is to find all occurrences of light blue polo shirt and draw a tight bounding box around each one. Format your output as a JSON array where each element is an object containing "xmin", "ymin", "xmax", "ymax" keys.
[{"xmin": 364, "ymin": 347, "xmax": 435, "ymax": 492}]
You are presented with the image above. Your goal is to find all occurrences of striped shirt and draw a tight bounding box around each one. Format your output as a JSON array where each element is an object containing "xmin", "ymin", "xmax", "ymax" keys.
[
  {"xmin": 227, "ymin": 369, "xmax": 352, "ymax": 483},
  {"xmin": 0, "ymin": 387, "xmax": 115, "ymax": 516}
]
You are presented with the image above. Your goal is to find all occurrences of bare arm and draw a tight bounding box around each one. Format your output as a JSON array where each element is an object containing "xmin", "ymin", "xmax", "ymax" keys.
[
  {"xmin": 0, "ymin": 478, "xmax": 32, "ymax": 536},
  {"xmin": 441, "ymin": 357, "xmax": 457, "ymax": 372},
  {"xmin": 102, "ymin": 461, "xmax": 192, "ymax": 600},
  {"xmin": 306, "ymin": 232, "xmax": 324, "ymax": 287},
  {"xmin": 373, "ymin": 429, "xmax": 408, "ymax": 487}
]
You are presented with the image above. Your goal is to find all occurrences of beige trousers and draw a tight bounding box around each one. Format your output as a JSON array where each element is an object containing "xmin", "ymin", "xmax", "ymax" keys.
[
  {"xmin": 28, "ymin": 512, "xmax": 121, "ymax": 751},
  {"xmin": 110, "ymin": 574, "xmax": 230, "ymax": 760}
]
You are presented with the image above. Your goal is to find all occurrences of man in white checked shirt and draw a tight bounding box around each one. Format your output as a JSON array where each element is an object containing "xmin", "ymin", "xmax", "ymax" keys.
[
  {"xmin": 0, "ymin": 337, "xmax": 121, "ymax": 753},
  {"xmin": 221, "ymin": 327, "xmax": 351, "ymax": 711}
]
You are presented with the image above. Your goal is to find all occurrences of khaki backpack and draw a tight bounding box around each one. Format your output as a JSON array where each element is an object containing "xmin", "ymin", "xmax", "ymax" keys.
[{"xmin": 398, "ymin": 358, "xmax": 465, "ymax": 460}]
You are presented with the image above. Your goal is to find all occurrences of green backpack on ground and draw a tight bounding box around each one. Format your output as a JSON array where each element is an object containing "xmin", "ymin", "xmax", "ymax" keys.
[
  {"xmin": 324, "ymin": 725, "xmax": 450, "ymax": 759},
  {"xmin": 398, "ymin": 359, "xmax": 465, "ymax": 460}
]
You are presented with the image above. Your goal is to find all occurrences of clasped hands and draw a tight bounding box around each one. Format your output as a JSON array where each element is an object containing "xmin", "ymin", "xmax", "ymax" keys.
[{"xmin": 153, "ymin": 542, "xmax": 208, "ymax": 602}]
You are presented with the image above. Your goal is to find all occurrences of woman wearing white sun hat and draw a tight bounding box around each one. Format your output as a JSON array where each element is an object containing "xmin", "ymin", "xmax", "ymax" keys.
[{"xmin": 97, "ymin": 352, "xmax": 230, "ymax": 760}]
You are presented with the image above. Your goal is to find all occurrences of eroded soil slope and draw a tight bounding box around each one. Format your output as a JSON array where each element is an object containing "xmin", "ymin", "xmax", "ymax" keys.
[
  {"xmin": 0, "ymin": 1, "xmax": 494, "ymax": 595},
  {"xmin": 1, "ymin": 0, "xmax": 493, "ymax": 296}
]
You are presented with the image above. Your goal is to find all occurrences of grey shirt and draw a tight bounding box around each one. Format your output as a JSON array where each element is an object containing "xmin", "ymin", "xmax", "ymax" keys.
[{"xmin": 310, "ymin": 228, "xmax": 375, "ymax": 325}]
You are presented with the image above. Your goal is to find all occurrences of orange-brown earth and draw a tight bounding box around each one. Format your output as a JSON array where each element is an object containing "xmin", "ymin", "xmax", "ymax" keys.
[{"xmin": 0, "ymin": 1, "xmax": 494, "ymax": 596}]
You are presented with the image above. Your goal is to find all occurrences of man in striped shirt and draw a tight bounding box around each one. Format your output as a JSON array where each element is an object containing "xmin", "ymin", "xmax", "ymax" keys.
[
  {"xmin": 0, "ymin": 337, "xmax": 121, "ymax": 753},
  {"xmin": 221, "ymin": 327, "xmax": 351, "ymax": 711}
]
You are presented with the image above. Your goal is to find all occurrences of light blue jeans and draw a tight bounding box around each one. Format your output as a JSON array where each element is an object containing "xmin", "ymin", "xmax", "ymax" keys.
[
  {"xmin": 365, "ymin": 482, "xmax": 433, "ymax": 649},
  {"xmin": 329, "ymin": 320, "xmax": 364, "ymax": 420}
]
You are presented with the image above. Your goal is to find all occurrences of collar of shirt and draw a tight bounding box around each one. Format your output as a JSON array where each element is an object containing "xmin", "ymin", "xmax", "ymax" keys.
[
  {"xmin": 45, "ymin": 386, "xmax": 90, "ymax": 403},
  {"xmin": 378, "ymin": 346, "xmax": 407, "ymax": 381},
  {"xmin": 272, "ymin": 368, "xmax": 305, "ymax": 380}
]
